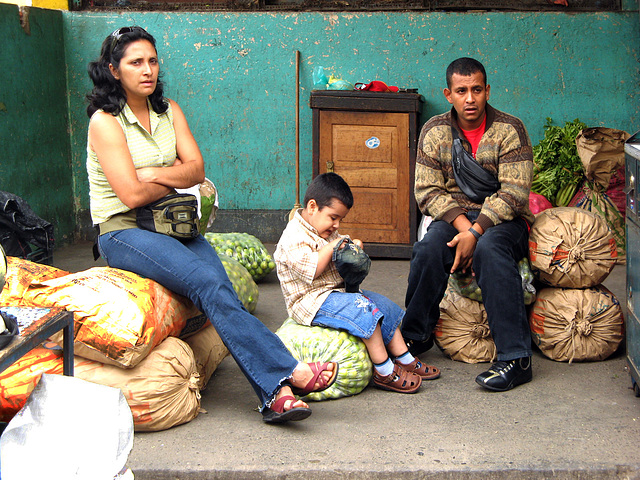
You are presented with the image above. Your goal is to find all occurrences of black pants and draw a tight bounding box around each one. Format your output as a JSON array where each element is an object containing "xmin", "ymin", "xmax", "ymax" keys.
[{"xmin": 402, "ymin": 213, "xmax": 532, "ymax": 361}]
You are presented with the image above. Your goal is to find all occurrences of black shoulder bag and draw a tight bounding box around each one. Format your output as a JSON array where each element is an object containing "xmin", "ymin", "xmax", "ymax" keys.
[{"xmin": 451, "ymin": 127, "xmax": 500, "ymax": 204}]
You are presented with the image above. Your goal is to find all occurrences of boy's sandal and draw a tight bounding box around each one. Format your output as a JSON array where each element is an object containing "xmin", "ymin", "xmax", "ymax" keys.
[
  {"xmin": 290, "ymin": 361, "xmax": 339, "ymax": 396},
  {"xmin": 395, "ymin": 358, "xmax": 441, "ymax": 380},
  {"xmin": 372, "ymin": 363, "xmax": 422, "ymax": 394},
  {"xmin": 262, "ymin": 395, "xmax": 312, "ymax": 424}
]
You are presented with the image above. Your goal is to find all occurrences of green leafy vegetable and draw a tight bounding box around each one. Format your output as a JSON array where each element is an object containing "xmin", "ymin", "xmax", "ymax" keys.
[{"xmin": 531, "ymin": 118, "xmax": 586, "ymax": 206}]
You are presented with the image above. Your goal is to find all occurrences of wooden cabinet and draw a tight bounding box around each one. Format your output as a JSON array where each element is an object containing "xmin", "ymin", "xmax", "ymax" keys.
[{"xmin": 311, "ymin": 90, "xmax": 423, "ymax": 258}]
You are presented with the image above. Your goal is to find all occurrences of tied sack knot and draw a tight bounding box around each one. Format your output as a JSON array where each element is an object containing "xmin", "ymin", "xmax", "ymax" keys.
[
  {"xmin": 565, "ymin": 237, "xmax": 587, "ymax": 266},
  {"xmin": 567, "ymin": 318, "xmax": 593, "ymax": 337},
  {"xmin": 567, "ymin": 244, "xmax": 585, "ymax": 264},
  {"xmin": 189, "ymin": 372, "xmax": 201, "ymax": 391},
  {"xmin": 471, "ymin": 323, "xmax": 491, "ymax": 339}
]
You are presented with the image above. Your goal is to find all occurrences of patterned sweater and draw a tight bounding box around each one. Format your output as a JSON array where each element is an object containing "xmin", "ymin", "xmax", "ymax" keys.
[{"xmin": 415, "ymin": 104, "xmax": 535, "ymax": 231}]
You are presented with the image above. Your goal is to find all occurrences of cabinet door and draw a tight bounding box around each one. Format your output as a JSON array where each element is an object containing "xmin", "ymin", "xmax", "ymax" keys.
[{"xmin": 318, "ymin": 110, "xmax": 410, "ymax": 244}]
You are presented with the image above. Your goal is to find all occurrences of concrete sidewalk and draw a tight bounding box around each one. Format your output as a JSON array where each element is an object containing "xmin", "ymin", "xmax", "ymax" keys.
[{"xmin": 53, "ymin": 242, "xmax": 640, "ymax": 480}]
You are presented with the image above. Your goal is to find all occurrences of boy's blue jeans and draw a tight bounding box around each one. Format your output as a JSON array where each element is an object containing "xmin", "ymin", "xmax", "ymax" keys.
[
  {"xmin": 312, "ymin": 290, "xmax": 404, "ymax": 345},
  {"xmin": 402, "ymin": 213, "xmax": 532, "ymax": 361},
  {"xmin": 98, "ymin": 228, "xmax": 298, "ymax": 409}
]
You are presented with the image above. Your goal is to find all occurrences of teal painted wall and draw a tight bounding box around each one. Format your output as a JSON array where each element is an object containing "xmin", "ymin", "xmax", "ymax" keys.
[
  {"xmin": 64, "ymin": 10, "xmax": 640, "ymax": 221},
  {"xmin": 0, "ymin": 4, "xmax": 74, "ymax": 244},
  {"xmin": 1, "ymin": 6, "xmax": 639, "ymax": 242}
]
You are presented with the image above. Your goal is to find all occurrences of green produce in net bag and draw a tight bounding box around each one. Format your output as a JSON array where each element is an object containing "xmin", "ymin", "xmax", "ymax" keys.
[
  {"xmin": 449, "ymin": 257, "xmax": 536, "ymax": 305},
  {"xmin": 198, "ymin": 179, "xmax": 218, "ymax": 234},
  {"xmin": 205, "ymin": 232, "xmax": 275, "ymax": 282},
  {"xmin": 218, "ymin": 253, "xmax": 259, "ymax": 313},
  {"xmin": 275, "ymin": 318, "xmax": 372, "ymax": 401}
]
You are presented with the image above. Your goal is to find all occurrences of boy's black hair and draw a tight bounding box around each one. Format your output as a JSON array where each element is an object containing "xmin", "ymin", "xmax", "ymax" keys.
[
  {"xmin": 303, "ymin": 172, "xmax": 354, "ymax": 210},
  {"xmin": 446, "ymin": 57, "xmax": 487, "ymax": 88}
]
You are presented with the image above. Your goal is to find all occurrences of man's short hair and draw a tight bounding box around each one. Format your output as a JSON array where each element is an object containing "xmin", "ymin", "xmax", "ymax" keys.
[
  {"xmin": 303, "ymin": 172, "xmax": 354, "ymax": 210},
  {"xmin": 446, "ymin": 57, "xmax": 487, "ymax": 88}
]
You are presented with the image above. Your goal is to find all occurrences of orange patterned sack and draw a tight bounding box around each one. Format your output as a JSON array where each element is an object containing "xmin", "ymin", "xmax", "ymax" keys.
[
  {"xmin": 23, "ymin": 267, "xmax": 202, "ymax": 368},
  {"xmin": 0, "ymin": 347, "xmax": 63, "ymax": 422},
  {"xmin": 0, "ymin": 257, "xmax": 69, "ymax": 306}
]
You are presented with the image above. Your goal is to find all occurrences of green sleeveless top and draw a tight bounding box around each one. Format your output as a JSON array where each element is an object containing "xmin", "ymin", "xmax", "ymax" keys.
[{"xmin": 87, "ymin": 101, "xmax": 176, "ymax": 225}]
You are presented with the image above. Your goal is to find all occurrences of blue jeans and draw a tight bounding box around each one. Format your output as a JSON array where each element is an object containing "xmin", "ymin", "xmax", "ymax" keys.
[
  {"xmin": 312, "ymin": 290, "xmax": 404, "ymax": 345},
  {"xmin": 402, "ymin": 212, "xmax": 532, "ymax": 361},
  {"xmin": 98, "ymin": 228, "xmax": 298, "ymax": 409}
]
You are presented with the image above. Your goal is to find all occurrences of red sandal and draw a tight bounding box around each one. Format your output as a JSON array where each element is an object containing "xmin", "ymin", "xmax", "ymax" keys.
[
  {"xmin": 290, "ymin": 361, "xmax": 339, "ymax": 396},
  {"xmin": 262, "ymin": 395, "xmax": 312, "ymax": 424},
  {"xmin": 372, "ymin": 363, "xmax": 422, "ymax": 394}
]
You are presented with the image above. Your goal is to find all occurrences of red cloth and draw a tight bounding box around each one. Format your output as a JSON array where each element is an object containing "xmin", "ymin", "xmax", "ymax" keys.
[{"xmin": 354, "ymin": 81, "xmax": 399, "ymax": 93}]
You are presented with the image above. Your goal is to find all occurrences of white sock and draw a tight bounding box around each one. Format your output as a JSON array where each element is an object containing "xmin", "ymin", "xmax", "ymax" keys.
[
  {"xmin": 374, "ymin": 358, "xmax": 394, "ymax": 376},
  {"xmin": 395, "ymin": 351, "xmax": 416, "ymax": 365}
]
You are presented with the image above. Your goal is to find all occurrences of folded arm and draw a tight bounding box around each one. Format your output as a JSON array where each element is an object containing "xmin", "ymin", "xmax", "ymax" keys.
[
  {"xmin": 89, "ymin": 99, "xmax": 205, "ymax": 209},
  {"xmin": 135, "ymin": 100, "xmax": 205, "ymax": 189}
]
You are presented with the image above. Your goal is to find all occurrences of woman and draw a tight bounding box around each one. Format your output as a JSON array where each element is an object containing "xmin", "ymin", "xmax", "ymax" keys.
[{"xmin": 86, "ymin": 26, "xmax": 337, "ymax": 424}]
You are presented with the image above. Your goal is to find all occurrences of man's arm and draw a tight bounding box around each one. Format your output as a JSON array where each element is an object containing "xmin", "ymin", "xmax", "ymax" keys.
[
  {"xmin": 474, "ymin": 120, "xmax": 534, "ymax": 232},
  {"xmin": 414, "ymin": 118, "xmax": 466, "ymax": 223}
]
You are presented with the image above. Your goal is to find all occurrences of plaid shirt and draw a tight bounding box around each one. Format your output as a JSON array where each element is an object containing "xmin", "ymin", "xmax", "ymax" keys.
[{"xmin": 274, "ymin": 210, "xmax": 346, "ymax": 326}]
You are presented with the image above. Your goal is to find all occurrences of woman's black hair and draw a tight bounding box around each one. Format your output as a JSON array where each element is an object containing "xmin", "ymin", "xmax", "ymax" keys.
[
  {"xmin": 303, "ymin": 172, "xmax": 354, "ymax": 210},
  {"xmin": 86, "ymin": 26, "xmax": 168, "ymax": 118}
]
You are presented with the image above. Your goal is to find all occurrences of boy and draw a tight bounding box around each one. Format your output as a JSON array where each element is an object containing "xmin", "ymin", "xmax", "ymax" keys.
[{"xmin": 274, "ymin": 173, "xmax": 440, "ymax": 393}]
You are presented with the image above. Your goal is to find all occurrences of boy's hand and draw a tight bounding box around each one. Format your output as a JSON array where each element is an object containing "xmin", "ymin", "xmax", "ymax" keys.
[
  {"xmin": 314, "ymin": 237, "xmax": 344, "ymax": 279},
  {"xmin": 353, "ymin": 239, "xmax": 364, "ymax": 249}
]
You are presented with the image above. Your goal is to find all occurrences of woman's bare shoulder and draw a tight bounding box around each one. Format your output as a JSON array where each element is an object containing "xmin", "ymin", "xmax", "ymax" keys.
[{"xmin": 89, "ymin": 110, "xmax": 119, "ymax": 129}]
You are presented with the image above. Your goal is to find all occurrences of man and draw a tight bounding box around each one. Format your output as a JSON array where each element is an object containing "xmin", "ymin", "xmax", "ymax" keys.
[{"xmin": 401, "ymin": 57, "xmax": 535, "ymax": 392}]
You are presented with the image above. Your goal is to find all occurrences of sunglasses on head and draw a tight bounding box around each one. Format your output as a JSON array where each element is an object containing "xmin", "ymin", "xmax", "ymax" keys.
[{"xmin": 109, "ymin": 26, "xmax": 147, "ymax": 57}]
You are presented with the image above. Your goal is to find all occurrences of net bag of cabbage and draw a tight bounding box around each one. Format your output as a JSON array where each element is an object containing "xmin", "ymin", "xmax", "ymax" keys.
[
  {"xmin": 275, "ymin": 318, "xmax": 372, "ymax": 400},
  {"xmin": 217, "ymin": 253, "xmax": 258, "ymax": 313},
  {"xmin": 529, "ymin": 207, "xmax": 617, "ymax": 288},
  {"xmin": 435, "ymin": 286, "xmax": 497, "ymax": 363},
  {"xmin": 205, "ymin": 232, "xmax": 275, "ymax": 282},
  {"xmin": 529, "ymin": 285, "xmax": 623, "ymax": 363}
]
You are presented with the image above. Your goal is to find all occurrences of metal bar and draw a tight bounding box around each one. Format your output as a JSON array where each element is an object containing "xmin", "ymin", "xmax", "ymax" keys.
[
  {"xmin": 0, "ymin": 308, "xmax": 74, "ymax": 376},
  {"xmin": 62, "ymin": 313, "xmax": 74, "ymax": 376}
]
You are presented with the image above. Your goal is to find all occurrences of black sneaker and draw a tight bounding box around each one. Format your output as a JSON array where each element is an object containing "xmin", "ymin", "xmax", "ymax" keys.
[
  {"xmin": 475, "ymin": 357, "xmax": 532, "ymax": 392},
  {"xmin": 406, "ymin": 336, "xmax": 434, "ymax": 357}
]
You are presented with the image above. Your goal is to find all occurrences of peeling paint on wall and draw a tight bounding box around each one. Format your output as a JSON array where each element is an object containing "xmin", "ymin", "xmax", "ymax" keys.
[{"xmin": 5, "ymin": 8, "xmax": 637, "ymax": 218}]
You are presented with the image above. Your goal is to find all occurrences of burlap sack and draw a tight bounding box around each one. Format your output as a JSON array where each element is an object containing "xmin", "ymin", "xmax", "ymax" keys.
[
  {"xmin": 0, "ymin": 338, "xmax": 202, "ymax": 431},
  {"xmin": 529, "ymin": 285, "xmax": 623, "ymax": 362},
  {"xmin": 529, "ymin": 207, "xmax": 617, "ymax": 288},
  {"xmin": 435, "ymin": 287, "xmax": 496, "ymax": 363},
  {"xmin": 568, "ymin": 184, "xmax": 626, "ymax": 264},
  {"xmin": 76, "ymin": 336, "xmax": 201, "ymax": 431},
  {"xmin": 575, "ymin": 127, "xmax": 629, "ymax": 190},
  {"xmin": 23, "ymin": 267, "xmax": 202, "ymax": 368},
  {"xmin": 183, "ymin": 322, "xmax": 229, "ymax": 389}
]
